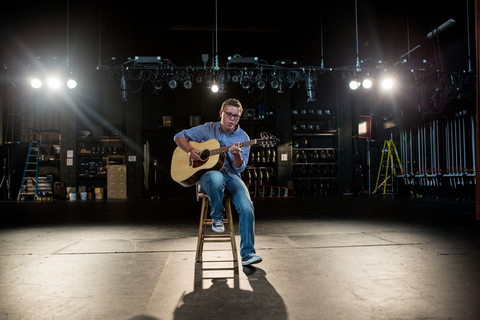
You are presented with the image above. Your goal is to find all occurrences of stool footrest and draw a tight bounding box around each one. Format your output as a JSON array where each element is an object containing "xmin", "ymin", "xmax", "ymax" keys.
[
  {"xmin": 205, "ymin": 234, "xmax": 231, "ymax": 238},
  {"xmin": 204, "ymin": 219, "xmax": 229, "ymax": 225},
  {"xmin": 202, "ymin": 267, "xmax": 236, "ymax": 271}
]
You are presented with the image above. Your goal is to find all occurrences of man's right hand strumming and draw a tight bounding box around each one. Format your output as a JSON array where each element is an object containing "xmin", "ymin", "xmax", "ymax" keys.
[
  {"xmin": 188, "ymin": 148, "xmax": 200, "ymax": 160},
  {"xmin": 175, "ymin": 136, "xmax": 200, "ymax": 160}
]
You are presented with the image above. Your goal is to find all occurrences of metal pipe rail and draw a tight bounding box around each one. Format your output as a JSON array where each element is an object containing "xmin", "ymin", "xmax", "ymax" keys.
[{"xmin": 396, "ymin": 110, "xmax": 475, "ymax": 196}]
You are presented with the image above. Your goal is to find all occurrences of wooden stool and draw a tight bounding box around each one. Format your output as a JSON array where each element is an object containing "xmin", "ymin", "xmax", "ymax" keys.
[{"xmin": 195, "ymin": 193, "xmax": 238, "ymax": 262}]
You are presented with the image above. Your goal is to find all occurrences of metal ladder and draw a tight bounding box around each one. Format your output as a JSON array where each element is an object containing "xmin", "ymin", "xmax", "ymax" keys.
[
  {"xmin": 373, "ymin": 139, "xmax": 405, "ymax": 195},
  {"xmin": 17, "ymin": 141, "xmax": 40, "ymax": 201}
]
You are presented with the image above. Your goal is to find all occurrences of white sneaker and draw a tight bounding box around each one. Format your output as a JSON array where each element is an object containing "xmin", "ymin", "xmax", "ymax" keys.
[
  {"xmin": 212, "ymin": 220, "xmax": 225, "ymax": 233},
  {"xmin": 242, "ymin": 254, "xmax": 262, "ymax": 266}
]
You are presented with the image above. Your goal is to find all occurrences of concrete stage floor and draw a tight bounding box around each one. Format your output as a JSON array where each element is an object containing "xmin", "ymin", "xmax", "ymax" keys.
[{"xmin": 1, "ymin": 196, "xmax": 479, "ymax": 320}]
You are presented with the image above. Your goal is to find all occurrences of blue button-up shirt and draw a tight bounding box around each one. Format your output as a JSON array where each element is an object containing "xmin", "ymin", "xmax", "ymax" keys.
[{"xmin": 173, "ymin": 122, "xmax": 250, "ymax": 178}]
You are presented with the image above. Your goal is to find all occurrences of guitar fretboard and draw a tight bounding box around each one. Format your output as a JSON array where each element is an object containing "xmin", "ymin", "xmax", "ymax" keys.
[{"xmin": 209, "ymin": 139, "xmax": 258, "ymax": 156}]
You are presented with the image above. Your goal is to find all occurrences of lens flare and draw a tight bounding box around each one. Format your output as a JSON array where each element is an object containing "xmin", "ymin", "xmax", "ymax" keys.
[
  {"xmin": 31, "ymin": 79, "xmax": 42, "ymax": 89},
  {"xmin": 48, "ymin": 77, "xmax": 61, "ymax": 89},
  {"xmin": 67, "ymin": 79, "xmax": 77, "ymax": 89}
]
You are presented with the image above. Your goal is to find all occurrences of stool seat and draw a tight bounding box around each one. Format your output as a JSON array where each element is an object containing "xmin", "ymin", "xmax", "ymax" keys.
[{"xmin": 195, "ymin": 193, "xmax": 238, "ymax": 262}]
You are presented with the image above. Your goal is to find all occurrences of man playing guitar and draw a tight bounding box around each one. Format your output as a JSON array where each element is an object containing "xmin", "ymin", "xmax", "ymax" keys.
[{"xmin": 174, "ymin": 98, "xmax": 262, "ymax": 266}]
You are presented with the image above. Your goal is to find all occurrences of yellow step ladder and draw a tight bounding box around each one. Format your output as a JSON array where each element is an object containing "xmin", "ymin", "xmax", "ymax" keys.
[{"xmin": 373, "ymin": 139, "xmax": 405, "ymax": 195}]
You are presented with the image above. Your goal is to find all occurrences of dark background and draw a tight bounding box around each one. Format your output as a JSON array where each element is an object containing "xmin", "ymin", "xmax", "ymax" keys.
[
  {"xmin": 0, "ymin": 1, "xmax": 471, "ymax": 72},
  {"xmin": 0, "ymin": 0, "xmax": 475, "ymax": 199}
]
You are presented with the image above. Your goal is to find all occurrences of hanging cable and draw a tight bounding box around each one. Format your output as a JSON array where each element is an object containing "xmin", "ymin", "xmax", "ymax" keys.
[
  {"xmin": 66, "ymin": 0, "xmax": 70, "ymax": 68},
  {"xmin": 354, "ymin": 0, "xmax": 360, "ymax": 72},
  {"xmin": 212, "ymin": 0, "xmax": 219, "ymax": 72},
  {"xmin": 320, "ymin": 4, "xmax": 324, "ymax": 68},
  {"xmin": 215, "ymin": 0, "xmax": 219, "ymax": 71},
  {"xmin": 98, "ymin": 3, "xmax": 102, "ymax": 68},
  {"xmin": 466, "ymin": 0, "xmax": 472, "ymax": 72}
]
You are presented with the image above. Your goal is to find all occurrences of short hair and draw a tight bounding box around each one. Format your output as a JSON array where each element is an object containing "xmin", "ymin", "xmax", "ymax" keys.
[{"xmin": 221, "ymin": 98, "xmax": 243, "ymax": 114}]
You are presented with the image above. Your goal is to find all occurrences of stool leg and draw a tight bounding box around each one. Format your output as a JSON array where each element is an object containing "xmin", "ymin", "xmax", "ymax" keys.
[
  {"xmin": 195, "ymin": 198, "xmax": 209, "ymax": 262},
  {"xmin": 224, "ymin": 199, "xmax": 238, "ymax": 262}
]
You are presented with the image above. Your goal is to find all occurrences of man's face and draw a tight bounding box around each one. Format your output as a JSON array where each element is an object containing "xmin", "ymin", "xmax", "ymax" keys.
[{"xmin": 220, "ymin": 105, "xmax": 241, "ymax": 131}]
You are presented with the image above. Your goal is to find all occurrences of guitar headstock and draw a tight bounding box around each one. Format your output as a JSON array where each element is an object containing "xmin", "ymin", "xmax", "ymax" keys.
[{"xmin": 257, "ymin": 131, "xmax": 279, "ymax": 147}]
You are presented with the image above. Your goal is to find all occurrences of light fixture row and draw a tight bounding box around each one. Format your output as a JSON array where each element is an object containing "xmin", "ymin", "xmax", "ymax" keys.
[
  {"xmin": 349, "ymin": 76, "xmax": 396, "ymax": 91},
  {"xmin": 30, "ymin": 77, "xmax": 78, "ymax": 90},
  {"xmin": 150, "ymin": 72, "xmax": 285, "ymax": 94}
]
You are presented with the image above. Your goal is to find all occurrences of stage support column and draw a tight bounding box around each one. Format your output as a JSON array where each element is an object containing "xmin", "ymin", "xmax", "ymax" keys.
[
  {"xmin": 275, "ymin": 90, "xmax": 292, "ymax": 188},
  {"xmin": 60, "ymin": 101, "xmax": 77, "ymax": 190},
  {"xmin": 475, "ymin": 0, "xmax": 480, "ymax": 219},
  {"xmin": 337, "ymin": 82, "xmax": 353, "ymax": 195},
  {"xmin": 125, "ymin": 91, "xmax": 143, "ymax": 198}
]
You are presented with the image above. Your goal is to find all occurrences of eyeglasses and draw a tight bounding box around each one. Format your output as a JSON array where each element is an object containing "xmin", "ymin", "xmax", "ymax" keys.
[{"xmin": 223, "ymin": 111, "xmax": 240, "ymax": 119}]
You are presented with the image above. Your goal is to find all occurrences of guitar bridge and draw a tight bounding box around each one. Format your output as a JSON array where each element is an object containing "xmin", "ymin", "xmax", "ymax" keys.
[{"xmin": 192, "ymin": 159, "xmax": 208, "ymax": 168}]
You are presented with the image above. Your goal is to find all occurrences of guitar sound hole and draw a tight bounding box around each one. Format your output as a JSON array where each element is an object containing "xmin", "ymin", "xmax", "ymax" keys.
[{"xmin": 200, "ymin": 150, "xmax": 210, "ymax": 161}]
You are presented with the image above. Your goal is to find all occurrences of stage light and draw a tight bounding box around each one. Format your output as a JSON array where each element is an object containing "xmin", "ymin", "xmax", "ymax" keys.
[
  {"xmin": 29, "ymin": 68, "xmax": 80, "ymax": 91},
  {"xmin": 270, "ymin": 78, "xmax": 279, "ymax": 89},
  {"xmin": 183, "ymin": 79, "xmax": 193, "ymax": 90},
  {"xmin": 47, "ymin": 77, "xmax": 61, "ymax": 89},
  {"xmin": 153, "ymin": 80, "xmax": 163, "ymax": 91},
  {"xmin": 211, "ymin": 82, "xmax": 219, "ymax": 93},
  {"xmin": 349, "ymin": 80, "xmax": 361, "ymax": 90},
  {"xmin": 256, "ymin": 79, "xmax": 266, "ymax": 90},
  {"xmin": 241, "ymin": 80, "xmax": 251, "ymax": 90},
  {"xmin": 67, "ymin": 79, "xmax": 77, "ymax": 89},
  {"xmin": 168, "ymin": 79, "xmax": 178, "ymax": 89},
  {"xmin": 31, "ymin": 78, "xmax": 42, "ymax": 89},
  {"xmin": 362, "ymin": 78, "xmax": 373, "ymax": 89},
  {"xmin": 254, "ymin": 74, "xmax": 266, "ymax": 90},
  {"xmin": 270, "ymin": 73, "xmax": 283, "ymax": 93},
  {"xmin": 381, "ymin": 77, "xmax": 395, "ymax": 90}
]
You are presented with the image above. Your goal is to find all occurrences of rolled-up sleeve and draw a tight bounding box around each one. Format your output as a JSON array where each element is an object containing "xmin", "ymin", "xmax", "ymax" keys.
[
  {"xmin": 231, "ymin": 145, "xmax": 249, "ymax": 173},
  {"xmin": 174, "ymin": 127, "xmax": 200, "ymax": 142}
]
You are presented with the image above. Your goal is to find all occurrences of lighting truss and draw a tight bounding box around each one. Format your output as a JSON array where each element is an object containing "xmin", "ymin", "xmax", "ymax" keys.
[
  {"xmin": 92, "ymin": 55, "xmax": 471, "ymax": 102},
  {"xmin": 96, "ymin": 56, "xmax": 335, "ymax": 100}
]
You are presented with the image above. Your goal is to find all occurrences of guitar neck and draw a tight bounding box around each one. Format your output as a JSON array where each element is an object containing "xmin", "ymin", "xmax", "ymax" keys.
[{"xmin": 209, "ymin": 139, "xmax": 257, "ymax": 156}]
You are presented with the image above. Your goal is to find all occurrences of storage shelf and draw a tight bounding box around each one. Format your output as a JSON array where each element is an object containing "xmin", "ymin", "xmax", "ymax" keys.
[
  {"xmin": 293, "ymin": 177, "xmax": 338, "ymax": 180},
  {"xmin": 292, "ymin": 147, "xmax": 337, "ymax": 151},
  {"xmin": 291, "ymin": 107, "xmax": 338, "ymax": 196},
  {"xmin": 77, "ymin": 137, "xmax": 126, "ymax": 142},
  {"xmin": 291, "ymin": 115, "xmax": 336, "ymax": 120},
  {"xmin": 292, "ymin": 131, "xmax": 337, "ymax": 137},
  {"xmin": 292, "ymin": 163, "xmax": 338, "ymax": 165},
  {"xmin": 77, "ymin": 175, "xmax": 107, "ymax": 179}
]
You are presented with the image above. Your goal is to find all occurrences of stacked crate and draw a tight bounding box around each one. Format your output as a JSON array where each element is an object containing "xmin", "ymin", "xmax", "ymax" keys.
[{"xmin": 107, "ymin": 165, "xmax": 127, "ymax": 199}]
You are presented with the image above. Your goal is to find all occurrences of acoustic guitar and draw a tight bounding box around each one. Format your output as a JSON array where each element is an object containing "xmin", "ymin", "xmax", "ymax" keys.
[{"xmin": 171, "ymin": 133, "xmax": 277, "ymax": 187}]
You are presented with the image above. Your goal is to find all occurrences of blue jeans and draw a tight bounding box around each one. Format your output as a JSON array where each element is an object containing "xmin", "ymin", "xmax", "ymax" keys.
[{"xmin": 198, "ymin": 171, "xmax": 256, "ymax": 259}]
